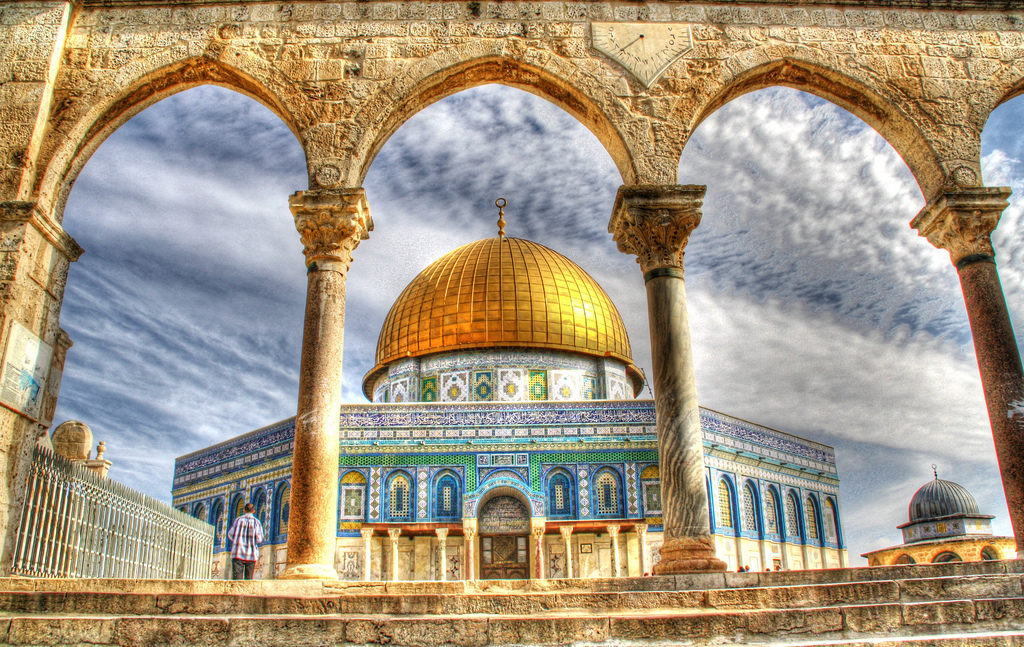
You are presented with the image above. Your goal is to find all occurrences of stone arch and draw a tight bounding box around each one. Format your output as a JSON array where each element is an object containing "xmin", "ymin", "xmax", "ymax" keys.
[
  {"xmin": 37, "ymin": 52, "xmax": 309, "ymax": 221},
  {"xmin": 475, "ymin": 485, "xmax": 534, "ymax": 536},
  {"xmin": 344, "ymin": 46, "xmax": 647, "ymax": 188},
  {"xmin": 683, "ymin": 56, "xmax": 944, "ymax": 198},
  {"xmin": 467, "ymin": 479, "xmax": 544, "ymax": 519}
]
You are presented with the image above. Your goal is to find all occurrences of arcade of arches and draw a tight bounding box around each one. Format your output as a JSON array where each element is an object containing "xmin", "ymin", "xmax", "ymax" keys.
[{"xmin": 1, "ymin": 0, "xmax": 1023, "ymax": 577}]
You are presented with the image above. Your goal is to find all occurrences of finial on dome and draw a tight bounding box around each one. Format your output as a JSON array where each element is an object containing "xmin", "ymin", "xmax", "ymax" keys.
[
  {"xmin": 496, "ymin": 198, "xmax": 507, "ymax": 238},
  {"xmin": 932, "ymin": 463, "xmax": 938, "ymax": 479}
]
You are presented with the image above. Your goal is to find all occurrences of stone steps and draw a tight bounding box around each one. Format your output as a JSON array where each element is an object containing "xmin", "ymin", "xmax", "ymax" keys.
[{"xmin": 0, "ymin": 562, "xmax": 1021, "ymax": 646}]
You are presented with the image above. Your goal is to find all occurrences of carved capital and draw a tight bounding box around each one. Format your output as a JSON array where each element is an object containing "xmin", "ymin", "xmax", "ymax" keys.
[
  {"xmin": 360, "ymin": 528, "xmax": 375, "ymax": 540},
  {"xmin": 289, "ymin": 188, "xmax": 373, "ymax": 270},
  {"xmin": 635, "ymin": 522, "xmax": 648, "ymax": 538},
  {"xmin": 606, "ymin": 524, "xmax": 620, "ymax": 538},
  {"xmin": 531, "ymin": 526, "xmax": 546, "ymax": 540},
  {"xmin": 609, "ymin": 185, "xmax": 705, "ymax": 275},
  {"xmin": 0, "ymin": 201, "xmax": 84, "ymax": 262},
  {"xmin": 558, "ymin": 525, "xmax": 574, "ymax": 540},
  {"xmin": 435, "ymin": 527, "xmax": 449, "ymax": 540},
  {"xmin": 387, "ymin": 528, "xmax": 402, "ymax": 541},
  {"xmin": 910, "ymin": 186, "xmax": 1012, "ymax": 266}
]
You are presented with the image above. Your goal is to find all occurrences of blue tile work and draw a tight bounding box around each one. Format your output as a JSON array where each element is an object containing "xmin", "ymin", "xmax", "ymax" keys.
[{"xmin": 172, "ymin": 399, "xmax": 844, "ymax": 549}]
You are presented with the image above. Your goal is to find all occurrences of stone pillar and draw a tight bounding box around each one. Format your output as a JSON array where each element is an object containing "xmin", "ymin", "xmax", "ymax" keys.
[
  {"xmin": 607, "ymin": 524, "xmax": 621, "ymax": 577},
  {"xmin": 462, "ymin": 522, "xmax": 477, "ymax": 581},
  {"xmin": 531, "ymin": 525, "xmax": 546, "ymax": 580},
  {"xmin": 911, "ymin": 186, "xmax": 1023, "ymax": 554},
  {"xmin": 636, "ymin": 523, "xmax": 649, "ymax": 575},
  {"xmin": 281, "ymin": 189, "xmax": 371, "ymax": 579},
  {"xmin": 559, "ymin": 525, "xmax": 573, "ymax": 578},
  {"xmin": 435, "ymin": 527, "xmax": 449, "ymax": 581},
  {"xmin": 387, "ymin": 528, "xmax": 401, "ymax": 581},
  {"xmin": 360, "ymin": 528, "xmax": 374, "ymax": 581},
  {"xmin": 610, "ymin": 185, "xmax": 727, "ymax": 574}
]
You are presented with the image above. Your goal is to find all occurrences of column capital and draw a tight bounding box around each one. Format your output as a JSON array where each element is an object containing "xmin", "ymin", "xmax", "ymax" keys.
[
  {"xmin": 0, "ymin": 200, "xmax": 83, "ymax": 262},
  {"xmin": 289, "ymin": 188, "xmax": 373, "ymax": 270},
  {"xmin": 609, "ymin": 184, "xmax": 705, "ymax": 276},
  {"xmin": 531, "ymin": 526, "xmax": 546, "ymax": 540},
  {"xmin": 435, "ymin": 527, "xmax": 449, "ymax": 540},
  {"xmin": 910, "ymin": 186, "xmax": 1012, "ymax": 267},
  {"xmin": 558, "ymin": 525, "xmax": 574, "ymax": 540},
  {"xmin": 360, "ymin": 528, "xmax": 375, "ymax": 540},
  {"xmin": 387, "ymin": 528, "xmax": 402, "ymax": 540},
  {"xmin": 606, "ymin": 524, "xmax": 620, "ymax": 538}
]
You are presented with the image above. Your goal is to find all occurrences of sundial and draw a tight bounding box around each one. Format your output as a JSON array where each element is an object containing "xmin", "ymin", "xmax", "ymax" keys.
[{"xmin": 591, "ymin": 23, "xmax": 694, "ymax": 88}]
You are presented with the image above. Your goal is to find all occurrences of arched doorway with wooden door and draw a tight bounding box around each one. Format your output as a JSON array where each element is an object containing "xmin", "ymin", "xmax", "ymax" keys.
[{"xmin": 477, "ymin": 490, "xmax": 532, "ymax": 580}]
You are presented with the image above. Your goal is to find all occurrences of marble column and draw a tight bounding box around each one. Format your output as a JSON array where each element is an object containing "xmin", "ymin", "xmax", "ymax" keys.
[
  {"xmin": 435, "ymin": 528, "xmax": 449, "ymax": 581},
  {"xmin": 636, "ymin": 523, "xmax": 649, "ymax": 575},
  {"xmin": 912, "ymin": 186, "xmax": 1023, "ymax": 555},
  {"xmin": 610, "ymin": 185, "xmax": 727, "ymax": 574},
  {"xmin": 360, "ymin": 528, "xmax": 374, "ymax": 581},
  {"xmin": 462, "ymin": 523, "xmax": 477, "ymax": 581},
  {"xmin": 388, "ymin": 528, "xmax": 401, "ymax": 581},
  {"xmin": 531, "ymin": 525, "xmax": 546, "ymax": 580},
  {"xmin": 282, "ymin": 188, "xmax": 372, "ymax": 579},
  {"xmin": 607, "ymin": 524, "xmax": 620, "ymax": 577},
  {"xmin": 559, "ymin": 525, "xmax": 573, "ymax": 578}
]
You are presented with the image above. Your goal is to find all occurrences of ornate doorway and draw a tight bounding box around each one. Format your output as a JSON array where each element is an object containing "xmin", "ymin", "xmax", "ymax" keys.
[{"xmin": 478, "ymin": 494, "xmax": 530, "ymax": 579}]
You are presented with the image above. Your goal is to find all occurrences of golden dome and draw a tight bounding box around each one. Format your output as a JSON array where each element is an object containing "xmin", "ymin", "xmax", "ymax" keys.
[{"xmin": 363, "ymin": 236, "xmax": 642, "ymax": 397}]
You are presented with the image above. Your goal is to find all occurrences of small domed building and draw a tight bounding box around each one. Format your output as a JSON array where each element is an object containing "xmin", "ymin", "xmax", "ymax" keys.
[
  {"xmin": 173, "ymin": 218, "xmax": 848, "ymax": 580},
  {"xmin": 862, "ymin": 469, "xmax": 1015, "ymax": 565}
]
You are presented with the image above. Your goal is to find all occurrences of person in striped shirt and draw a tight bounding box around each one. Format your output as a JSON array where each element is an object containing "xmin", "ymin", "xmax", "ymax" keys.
[{"xmin": 227, "ymin": 502, "xmax": 264, "ymax": 580}]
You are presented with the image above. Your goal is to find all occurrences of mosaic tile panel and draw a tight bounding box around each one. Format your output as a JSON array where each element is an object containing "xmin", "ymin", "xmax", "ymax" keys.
[
  {"xmin": 607, "ymin": 375, "xmax": 629, "ymax": 400},
  {"xmin": 529, "ymin": 370, "xmax": 548, "ymax": 400},
  {"xmin": 472, "ymin": 370, "xmax": 493, "ymax": 401},
  {"xmin": 369, "ymin": 467, "xmax": 382, "ymax": 520},
  {"xmin": 341, "ymin": 454, "xmax": 478, "ymax": 491},
  {"xmin": 582, "ymin": 376, "xmax": 599, "ymax": 400},
  {"xmin": 392, "ymin": 377, "xmax": 411, "ymax": 403},
  {"xmin": 551, "ymin": 371, "xmax": 580, "ymax": 400},
  {"xmin": 417, "ymin": 466, "xmax": 429, "ymax": 519},
  {"xmin": 420, "ymin": 376, "xmax": 437, "ymax": 402},
  {"xmin": 439, "ymin": 371, "xmax": 469, "ymax": 402},
  {"xmin": 497, "ymin": 369, "xmax": 526, "ymax": 401},
  {"xmin": 625, "ymin": 463, "xmax": 639, "ymax": 515},
  {"xmin": 577, "ymin": 465, "xmax": 591, "ymax": 517},
  {"xmin": 529, "ymin": 450, "xmax": 658, "ymax": 491}
]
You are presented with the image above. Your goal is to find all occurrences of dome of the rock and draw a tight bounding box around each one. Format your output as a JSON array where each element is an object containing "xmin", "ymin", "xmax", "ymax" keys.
[
  {"xmin": 362, "ymin": 235, "xmax": 644, "ymax": 401},
  {"xmin": 908, "ymin": 477, "xmax": 981, "ymax": 522}
]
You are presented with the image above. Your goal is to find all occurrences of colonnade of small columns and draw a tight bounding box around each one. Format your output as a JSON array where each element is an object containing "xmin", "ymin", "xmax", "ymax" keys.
[
  {"xmin": 281, "ymin": 182, "xmax": 1022, "ymax": 579},
  {"xmin": 355, "ymin": 522, "xmax": 651, "ymax": 581}
]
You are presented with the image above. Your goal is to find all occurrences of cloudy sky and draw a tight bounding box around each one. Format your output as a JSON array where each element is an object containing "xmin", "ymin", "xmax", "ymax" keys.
[{"xmin": 53, "ymin": 79, "xmax": 1024, "ymax": 563}]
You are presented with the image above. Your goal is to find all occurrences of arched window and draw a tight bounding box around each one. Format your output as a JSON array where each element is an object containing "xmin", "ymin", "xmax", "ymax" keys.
[
  {"xmin": 764, "ymin": 488, "xmax": 779, "ymax": 534},
  {"xmin": 340, "ymin": 471, "xmax": 367, "ymax": 522},
  {"xmin": 595, "ymin": 470, "xmax": 622, "ymax": 517},
  {"xmin": 742, "ymin": 483, "xmax": 759, "ymax": 532},
  {"xmin": 547, "ymin": 470, "xmax": 574, "ymax": 518},
  {"xmin": 785, "ymin": 492, "xmax": 800, "ymax": 540},
  {"xmin": 805, "ymin": 496, "xmax": 820, "ymax": 541},
  {"xmin": 192, "ymin": 502, "xmax": 206, "ymax": 521},
  {"xmin": 981, "ymin": 546, "xmax": 999, "ymax": 561},
  {"xmin": 933, "ymin": 551, "xmax": 961, "ymax": 563},
  {"xmin": 824, "ymin": 499, "xmax": 839, "ymax": 544},
  {"xmin": 228, "ymin": 494, "xmax": 245, "ymax": 549},
  {"xmin": 209, "ymin": 499, "xmax": 224, "ymax": 549},
  {"xmin": 717, "ymin": 479, "xmax": 734, "ymax": 529},
  {"xmin": 894, "ymin": 553, "xmax": 916, "ymax": 565},
  {"xmin": 252, "ymin": 488, "xmax": 268, "ymax": 529},
  {"xmin": 388, "ymin": 472, "xmax": 413, "ymax": 521},
  {"xmin": 274, "ymin": 482, "xmax": 290, "ymax": 541},
  {"xmin": 435, "ymin": 473, "xmax": 460, "ymax": 520}
]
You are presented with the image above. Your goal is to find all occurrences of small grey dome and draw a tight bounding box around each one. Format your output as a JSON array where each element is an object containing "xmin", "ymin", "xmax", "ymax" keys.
[{"xmin": 908, "ymin": 477, "xmax": 979, "ymax": 522}]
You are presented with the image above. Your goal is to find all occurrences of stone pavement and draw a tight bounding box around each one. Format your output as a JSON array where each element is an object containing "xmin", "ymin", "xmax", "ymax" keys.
[{"xmin": 0, "ymin": 560, "xmax": 1021, "ymax": 645}]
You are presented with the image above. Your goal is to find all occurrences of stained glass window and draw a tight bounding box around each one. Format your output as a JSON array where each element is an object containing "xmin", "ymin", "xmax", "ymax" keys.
[
  {"xmin": 717, "ymin": 479, "xmax": 733, "ymax": 528},
  {"xmin": 824, "ymin": 499, "xmax": 838, "ymax": 542},
  {"xmin": 547, "ymin": 472, "xmax": 572, "ymax": 517},
  {"xmin": 765, "ymin": 489, "xmax": 779, "ymax": 534},
  {"xmin": 389, "ymin": 474, "xmax": 412, "ymax": 520},
  {"xmin": 785, "ymin": 493, "xmax": 799, "ymax": 539},
  {"xmin": 805, "ymin": 496, "xmax": 819, "ymax": 540},
  {"xmin": 596, "ymin": 471, "xmax": 620, "ymax": 516},
  {"xmin": 742, "ymin": 484, "xmax": 758, "ymax": 532},
  {"xmin": 436, "ymin": 475, "xmax": 459, "ymax": 519}
]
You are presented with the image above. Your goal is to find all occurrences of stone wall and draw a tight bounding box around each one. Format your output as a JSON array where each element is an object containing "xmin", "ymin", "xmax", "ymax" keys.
[{"xmin": 1, "ymin": 0, "xmax": 1022, "ymax": 573}]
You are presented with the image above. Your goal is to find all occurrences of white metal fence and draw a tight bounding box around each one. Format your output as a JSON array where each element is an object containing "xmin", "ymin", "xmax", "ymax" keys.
[{"xmin": 11, "ymin": 443, "xmax": 213, "ymax": 579}]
